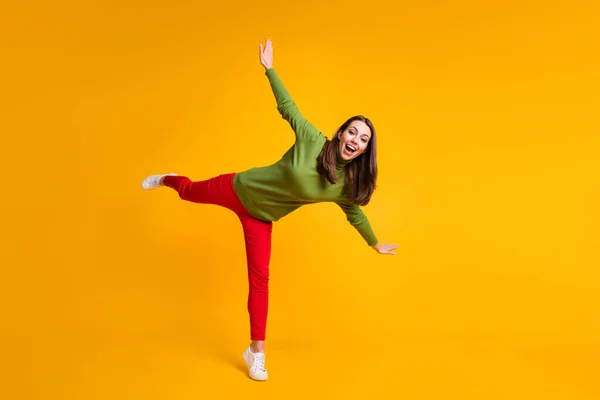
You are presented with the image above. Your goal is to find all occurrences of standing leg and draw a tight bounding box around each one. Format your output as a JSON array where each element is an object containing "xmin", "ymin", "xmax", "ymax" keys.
[
  {"xmin": 239, "ymin": 213, "xmax": 272, "ymax": 381},
  {"xmin": 239, "ymin": 214, "xmax": 272, "ymax": 342}
]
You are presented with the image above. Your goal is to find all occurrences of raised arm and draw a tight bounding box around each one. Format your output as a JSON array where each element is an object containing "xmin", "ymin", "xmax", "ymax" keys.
[
  {"xmin": 337, "ymin": 201, "xmax": 398, "ymax": 255},
  {"xmin": 259, "ymin": 39, "xmax": 322, "ymax": 141}
]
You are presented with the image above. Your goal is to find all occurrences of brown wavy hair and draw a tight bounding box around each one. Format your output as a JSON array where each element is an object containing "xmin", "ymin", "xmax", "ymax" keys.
[{"xmin": 316, "ymin": 115, "xmax": 377, "ymax": 206}]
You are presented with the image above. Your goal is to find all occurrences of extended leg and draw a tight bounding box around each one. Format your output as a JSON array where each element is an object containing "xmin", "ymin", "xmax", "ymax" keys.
[{"xmin": 161, "ymin": 173, "xmax": 241, "ymax": 210}]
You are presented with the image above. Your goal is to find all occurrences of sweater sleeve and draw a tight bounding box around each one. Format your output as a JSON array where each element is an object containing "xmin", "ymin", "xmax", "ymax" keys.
[
  {"xmin": 265, "ymin": 68, "xmax": 323, "ymax": 141},
  {"xmin": 337, "ymin": 201, "xmax": 379, "ymax": 247}
]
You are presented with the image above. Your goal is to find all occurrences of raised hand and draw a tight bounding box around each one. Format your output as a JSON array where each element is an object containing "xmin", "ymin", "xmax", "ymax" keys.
[
  {"xmin": 259, "ymin": 39, "xmax": 273, "ymax": 71},
  {"xmin": 372, "ymin": 242, "xmax": 398, "ymax": 255}
]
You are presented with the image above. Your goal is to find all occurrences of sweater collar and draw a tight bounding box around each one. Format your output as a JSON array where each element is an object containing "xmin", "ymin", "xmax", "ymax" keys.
[{"xmin": 335, "ymin": 144, "xmax": 351, "ymax": 172}]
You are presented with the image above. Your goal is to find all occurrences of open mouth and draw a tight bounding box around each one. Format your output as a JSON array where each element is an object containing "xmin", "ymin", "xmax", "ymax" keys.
[{"xmin": 344, "ymin": 144, "xmax": 357, "ymax": 155}]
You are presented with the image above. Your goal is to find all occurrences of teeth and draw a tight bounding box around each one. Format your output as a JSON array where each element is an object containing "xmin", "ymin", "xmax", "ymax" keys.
[{"xmin": 346, "ymin": 145, "xmax": 356, "ymax": 152}]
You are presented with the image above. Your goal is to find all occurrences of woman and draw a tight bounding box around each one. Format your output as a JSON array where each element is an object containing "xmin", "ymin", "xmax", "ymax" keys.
[{"xmin": 141, "ymin": 39, "xmax": 398, "ymax": 381}]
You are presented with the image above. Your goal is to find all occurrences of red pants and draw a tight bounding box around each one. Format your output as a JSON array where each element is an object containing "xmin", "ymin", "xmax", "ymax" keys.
[{"xmin": 163, "ymin": 173, "xmax": 272, "ymax": 341}]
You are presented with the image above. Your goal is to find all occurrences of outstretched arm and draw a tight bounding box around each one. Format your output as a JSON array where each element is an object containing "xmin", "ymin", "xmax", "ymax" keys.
[
  {"xmin": 337, "ymin": 202, "xmax": 398, "ymax": 255},
  {"xmin": 258, "ymin": 39, "xmax": 322, "ymax": 141}
]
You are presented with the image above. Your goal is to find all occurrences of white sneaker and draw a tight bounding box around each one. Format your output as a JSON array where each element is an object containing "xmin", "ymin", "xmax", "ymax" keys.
[
  {"xmin": 242, "ymin": 345, "xmax": 268, "ymax": 381},
  {"xmin": 141, "ymin": 173, "xmax": 177, "ymax": 190}
]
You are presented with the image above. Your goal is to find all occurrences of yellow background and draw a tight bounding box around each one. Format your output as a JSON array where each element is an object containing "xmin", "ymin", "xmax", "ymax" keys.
[{"xmin": 1, "ymin": 0, "xmax": 599, "ymax": 399}]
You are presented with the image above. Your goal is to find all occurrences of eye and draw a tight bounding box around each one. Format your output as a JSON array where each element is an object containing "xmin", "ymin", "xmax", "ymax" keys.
[{"xmin": 361, "ymin": 138, "xmax": 367, "ymax": 143}]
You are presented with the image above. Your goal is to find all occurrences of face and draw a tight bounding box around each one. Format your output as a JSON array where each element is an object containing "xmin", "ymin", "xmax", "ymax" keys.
[{"xmin": 338, "ymin": 120, "xmax": 372, "ymax": 160}]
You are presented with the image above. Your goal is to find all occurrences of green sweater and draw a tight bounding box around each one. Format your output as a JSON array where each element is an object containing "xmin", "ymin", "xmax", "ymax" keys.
[{"xmin": 232, "ymin": 68, "xmax": 378, "ymax": 246}]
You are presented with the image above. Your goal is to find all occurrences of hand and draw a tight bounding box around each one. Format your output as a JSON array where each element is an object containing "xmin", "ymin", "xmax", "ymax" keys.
[
  {"xmin": 259, "ymin": 39, "xmax": 273, "ymax": 70},
  {"xmin": 372, "ymin": 242, "xmax": 398, "ymax": 255}
]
